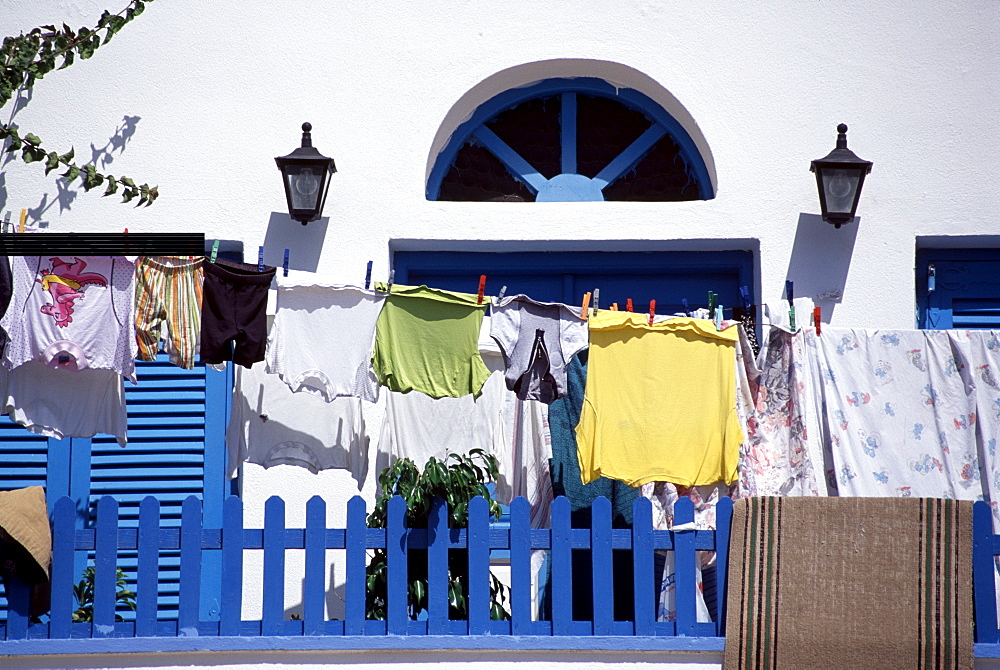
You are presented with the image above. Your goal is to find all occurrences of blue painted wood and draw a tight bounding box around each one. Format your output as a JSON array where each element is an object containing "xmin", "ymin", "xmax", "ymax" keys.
[
  {"xmin": 916, "ymin": 249, "xmax": 1000, "ymax": 329},
  {"xmin": 471, "ymin": 126, "xmax": 547, "ymax": 193},
  {"xmin": 304, "ymin": 496, "xmax": 326, "ymax": 635},
  {"xmin": 178, "ymin": 496, "xmax": 203, "ymax": 634},
  {"xmin": 427, "ymin": 497, "xmax": 449, "ymax": 634},
  {"xmin": 561, "ymin": 91, "xmax": 577, "ymax": 175},
  {"xmin": 713, "ymin": 497, "xmax": 733, "ymax": 636},
  {"xmin": 5, "ymin": 574, "xmax": 29, "ymax": 640},
  {"xmin": 973, "ymin": 501, "xmax": 999, "ymax": 643},
  {"xmin": 631, "ymin": 497, "xmax": 655, "ymax": 636},
  {"xmin": 136, "ymin": 497, "xmax": 160, "ymax": 637},
  {"xmin": 590, "ymin": 496, "xmax": 613, "ymax": 636},
  {"xmin": 386, "ymin": 496, "xmax": 409, "ymax": 634},
  {"xmin": 50, "ymin": 496, "xmax": 76, "ymax": 639},
  {"xmin": 93, "ymin": 496, "xmax": 118, "ymax": 636},
  {"xmin": 45, "ymin": 437, "xmax": 71, "ymax": 507},
  {"xmin": 201, "ymin": 363, "xmax": 230, "ymax": 620},
  {"xmin": 345, "ymin": 496, "xmax": 367, "ymax": 635},
  {"xmin": 467, "ymin": 496, "xmax": 490, "ymax": 635},
  {"xmin": 426, "ymin": 77, "xmax": 715, "ymax": 201},
  {"xmin": 509, "ymin": 497, "xmax": 531, "ymax": 635},
  {"xmin": 551, "ymin": 496, "xmax": 572, "ymax": 635},
  {"xmin": 263, "ymin": 496, "xmax": 286, "ymax": 636},
  {"xmin": 672, "ymin": 497, "xmax": 697, "ymax": 637},
  {"xmin": 220, "ymin": 496, "xmax": 243, "ymax": 636},
  {"xmin": 592, "ymin": 124, "xmax": 667, "ymax": 190}
]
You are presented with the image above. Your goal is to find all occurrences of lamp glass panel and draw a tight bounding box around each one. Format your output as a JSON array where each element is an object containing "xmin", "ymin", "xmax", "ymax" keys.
[
  {"xmin": 821, "ymin": 168, "xmax": 860, "ymax": 214},
  {"xmin": 286, "ymin": 165, "xmax": 323, "ymax": 211}
]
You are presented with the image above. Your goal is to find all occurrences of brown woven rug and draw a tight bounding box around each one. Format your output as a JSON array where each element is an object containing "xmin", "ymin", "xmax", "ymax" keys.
[{"xmin": 724, "ymin": 497, "xmax": 973, "ymax": 670}]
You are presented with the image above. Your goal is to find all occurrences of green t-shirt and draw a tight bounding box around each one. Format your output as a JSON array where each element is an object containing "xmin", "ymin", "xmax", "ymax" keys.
[{"xmin": 372, "ymin": 283, "xmax": 490, "ymax": 398}]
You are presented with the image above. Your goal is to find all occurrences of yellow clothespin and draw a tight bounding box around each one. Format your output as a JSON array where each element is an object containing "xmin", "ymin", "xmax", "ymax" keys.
[{"xmin": 18, "ymin": 209, "xmax": 27, "ymax": 233}]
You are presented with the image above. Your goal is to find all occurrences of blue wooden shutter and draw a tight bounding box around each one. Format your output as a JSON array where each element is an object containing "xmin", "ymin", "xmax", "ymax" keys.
[
  {"xmin": 85, "ymin": 354, "xmax": 230, "ymax": 620},
  {"xmin": 917, "ymin": 249, "xmax": 1000, "ymax": 329}
]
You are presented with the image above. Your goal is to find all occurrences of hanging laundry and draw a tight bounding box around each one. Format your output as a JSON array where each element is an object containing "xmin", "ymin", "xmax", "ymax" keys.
[
  {"xmin": 377, "ymin": 341, "xmax": 511, "ymax": 501},
  {"xmin": 0, "ymin": 256, "xmax": 12, "ymax": 358},
  {"xmin": 372, "ymin": 283, "xmax": 490, "ymax": 399},
  {"xmin": 226, "ymin": 358, "xmax": 368, "ymax": 484},
  {"xmin": 134, "ymin": 256, "xmax": 204, "ymax": 370},
  {"xmin": 809, "ymin": 328, "xmax": 987, "ymax": 510},
  {"xmin": 0, "ymin": 486, "xmax": 51, "ymax": 619},
  {"xmin": 0, "ymin": 256, "xmax": 137, "ymax": 382},
  {"xmin": 489, "ymin": 294, "xmax": 588, "ymax": 403},
  {"xmin": 576, "ymin": 313, "xmax": 743, "ymax": 487},
  {"xmin": 545, "ymin": 349, "xmax": 639, "ymax": 623},
  {"xmin": 737, "ymin": 325, "xmax": 827, "ymax": 497},
  {"xmin": 0, "ymin": 360, "xmax": 127, "ymax": 445},
  {"xmin": 200, "ymin": 258, "xmax": 276, "ymax": 368},
  {"xmin": 267, "ymin": 275, "xmax": 384, "ymax": 402}
]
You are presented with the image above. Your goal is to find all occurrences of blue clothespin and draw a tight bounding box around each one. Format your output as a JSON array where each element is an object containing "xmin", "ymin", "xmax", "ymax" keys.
[
  {"xmin": 740, "ymin": 285, "xmax": 751, "ymax": 310},
  {"xmin": 210, "ymin": 240, "xmax": 219, "ymax": 264},
  {"xmin": 365, "ymin": 261, "xmax": 373, "ymax": 290},
  {"xmin": 283, "ymin": 249, "xmax": 289, "ymax": 278},
  {"xmin": 258, "ymin": 246, "xmax": 265, "ymax": 273},
  {"xmin": 681, "ymin": 298, "xmax": 690, "ymax": 317},
  {"xmin": 497, "ymin": 285, "xmax": 507, "ymax": 302},
  {"xmin": 715, "ymin": 305, "xmax": 723, "ymax": 330},
  {"xmin": 785, "ymin": 280, "xmax": 796, "ymax": 331}
]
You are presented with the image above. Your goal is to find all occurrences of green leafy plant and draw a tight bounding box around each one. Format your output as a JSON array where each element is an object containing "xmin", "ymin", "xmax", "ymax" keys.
[
  {"xmin": 0, "ymin": 1, "xmax": 158, "ymax": 204},
  {"xmin": 366, "ymin": 449, "xmax": 510, "ymax": 621},
  {"xmin": 71, "ymin": 566, "xmax": 137, "ymax": 622}
]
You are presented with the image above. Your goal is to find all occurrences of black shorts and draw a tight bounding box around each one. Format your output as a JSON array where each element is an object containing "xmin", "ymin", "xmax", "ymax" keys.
[{"xmin": 200, "ymin": 258, "xmax": 276, "ymax": 367}]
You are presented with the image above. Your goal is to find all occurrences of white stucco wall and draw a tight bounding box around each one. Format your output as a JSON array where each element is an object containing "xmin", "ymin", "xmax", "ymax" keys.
[{"xmin": 3, "ymin": 0, "xmax": 999, "ymax": 643}]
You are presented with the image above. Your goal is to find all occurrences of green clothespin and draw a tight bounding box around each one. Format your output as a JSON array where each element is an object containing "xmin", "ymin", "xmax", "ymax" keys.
[
  {"xmin": 707, "ymin": 291, "xmax": 717, "ymax": 315},
  {"xmin": 210, "ymin": 239, "xmax": 220, "ymax": 263}
]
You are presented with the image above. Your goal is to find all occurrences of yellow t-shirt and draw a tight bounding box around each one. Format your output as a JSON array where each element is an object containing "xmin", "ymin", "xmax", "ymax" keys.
[{"xmin": 575, "ymin": 313, "xmax": 743, "ymax": 487}]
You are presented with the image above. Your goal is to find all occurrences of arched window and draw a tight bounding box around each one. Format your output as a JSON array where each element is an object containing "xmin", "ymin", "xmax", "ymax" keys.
[{"xmin": 427, "ymin": 77, "xmax": 713, "ymax": 202}]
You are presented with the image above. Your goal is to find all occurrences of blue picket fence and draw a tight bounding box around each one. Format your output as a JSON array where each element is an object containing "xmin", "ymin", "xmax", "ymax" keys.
[
  {"xmin": 7, "ymin": 496, "xmax": 1000, "ymax": 656},
  {"xmin": 0, "ymin": 493, "xmax": 732, "ymax": 646}
]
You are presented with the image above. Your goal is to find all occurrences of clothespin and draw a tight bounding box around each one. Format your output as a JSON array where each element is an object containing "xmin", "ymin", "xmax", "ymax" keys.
[
  {"xmin": 365, "ymin": 261, "xmax": 373, "ymax": 290},
  {"xmin": 580, "ymin": 292, "xmax": 592, "ymax": 320},
  {"xmin": 648, "ymin": 299, "xmax": 656, "ymax": 326},
  {"xmin": 210, "ymin": 240, "xmax": 220, "ymax": 264},
  {"xmin": 707, "ymin": 291, "xmax": 716, "ymax": 315},
  {"xmin": 283, "ymin": 249, "xmax": 289, "ymax": 277},
  {"xmin": 497, "ymin": 285, "xmax": 507, "ymax": 302},
  {"xmin": 715, "ymin": 305, "xmax": 723, "ymax": 330},
  {"xmin": 626, "ymin": 298, "xmax": 633, "ymax": 313},
  {"xmin": 387, "ymin": 270, "xmax": 394, "ymax": 291},
  {"xmin": 611, "ymin": 303, "xmax": 618, "ymax": 311},
  {"xmin": 681, "ymin": 298, "xmax": 690, "ymax": 316},
  {"xmin": 258, "ymin": 246, "xmax": 265, "ymax": 273},
  {"xmin": 785, "ymin": 280, "xmax": 795, "ymax": 331},
  {"xmin": 2, "ymin": 211, "xmax": 11, "ymax": 234},
  {"xmin": 813, "ymin": 306, "xmax": 822, "ymax": 336},
  {"xmin": 740, "ymin": 286, "xmax": 752, "ymax": 320},
  {"xmin": 18, "ymin": 209, "xmax": 27, "ymax": 234},
  {"xmin": 477, "ymin": 275, "xmax": 486, "ymax": 305},
  {"xmin": 592, "ymin": 288, "xmax": 599, "ymax": 316},
  {"xmin": 123, "ymin": 228, "xmax": 128, "ymax": 234}
]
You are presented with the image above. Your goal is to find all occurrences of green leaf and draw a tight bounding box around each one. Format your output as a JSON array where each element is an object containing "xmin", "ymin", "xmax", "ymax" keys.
[
  {"xmin": 44, "ymin": 151, "xmax": 59, "ymax": 175},
  {"xmin": 62, "ymin": 165, "xmax": 81, "ymax": 182},
  {"xmin": 134, "ymin": 1, "xmax": 146, "ymax": 17},
  {"xmin": 120, "ymin": 176, "xmax": 136, "ymax": 188},
  {"xmin": 23, "ymin": 133, "xmax": 41, "ymax": 146},
  {"xmin": 103, "ymin": 178, "xmax": 118, "ymax": 196},
  {"xmin": 59, "ymin": 147, "xmax": 75, "ymax": 163}
]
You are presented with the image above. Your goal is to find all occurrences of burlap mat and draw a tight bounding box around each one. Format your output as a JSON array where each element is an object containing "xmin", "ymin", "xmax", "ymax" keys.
[{"xmin": 724, "ymin": 496, "xmax": 972, "ymax": 670}]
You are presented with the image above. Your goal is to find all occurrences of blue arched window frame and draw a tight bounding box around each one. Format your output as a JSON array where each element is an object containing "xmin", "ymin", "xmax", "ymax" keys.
[{"xmin": 426, "ymin": 77, "xmax": 714, "ymax": 202}]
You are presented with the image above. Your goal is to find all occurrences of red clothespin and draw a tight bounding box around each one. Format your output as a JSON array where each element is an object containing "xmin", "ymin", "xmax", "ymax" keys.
[
  {"xmin": 813, "ymin": 306, "xmax": 822, "ymax": 335},
  {"xmin": 123, "ymin": 228, "xmax": 128, "ymax": 234},
  {"xmin": 477, "ymin": 275, "xmax": 486, "ymax": 305},
  {"xmin": 580, "ymin": 292, "xmax": 592, "ymax": 320},
  {"xmin": 648, "ymin": 299, "xmax": 656, "ymax": 326},
  {"xmin": 626, "ymin": 298, "xmax": 633, "ymax": 313}
]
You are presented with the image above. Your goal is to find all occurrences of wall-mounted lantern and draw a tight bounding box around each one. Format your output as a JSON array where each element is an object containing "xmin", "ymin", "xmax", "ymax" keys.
[
  {"xmin": 275, "ymin": 122, "xmax": 336, "ymax": 225},
  {"xmin": 810, "ymin": 123, "xmax": 872, "ymax": 228}
]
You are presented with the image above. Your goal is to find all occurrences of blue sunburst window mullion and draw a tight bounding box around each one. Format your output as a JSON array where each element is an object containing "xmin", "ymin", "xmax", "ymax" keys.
[{"xmin": 561, "ymin": 92, "xmax": 577, "ymax": 175}]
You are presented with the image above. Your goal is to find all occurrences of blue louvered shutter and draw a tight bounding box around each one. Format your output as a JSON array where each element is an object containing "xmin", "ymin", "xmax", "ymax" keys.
[
  {"xmin": 84, "ymin": 354, "xmax": 230, "ymax": 621},
  {"xmin": 917, "ymin": 249, "xmax": 1000, "ymax": 329}
]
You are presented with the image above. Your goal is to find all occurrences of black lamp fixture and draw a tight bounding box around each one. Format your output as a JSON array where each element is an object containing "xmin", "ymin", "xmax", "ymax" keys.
[
  {"xmin": 809, "ymin": 123, "xmax": 873, "ymax": 228},
  {"xmin": 275, "ymin": 122, "xmax": 336, "ymax": 225}
]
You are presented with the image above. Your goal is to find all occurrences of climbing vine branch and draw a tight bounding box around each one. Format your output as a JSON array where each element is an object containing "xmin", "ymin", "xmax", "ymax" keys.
[{"xmin": 0, "ymin": 0, "xmax": 158, "ymax": 205}]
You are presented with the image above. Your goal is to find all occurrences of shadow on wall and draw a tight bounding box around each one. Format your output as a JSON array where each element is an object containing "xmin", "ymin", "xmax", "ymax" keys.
[
  {"xmin": 283, "ymin": 564, "xmax": 348, "ymax": 621},
  {"xmin": 0, "ymin": 112, "xmax": 143, "ymax": 223},
  {"xmin": 261, "ymin": 212, "xmax": 328, "ymax": 273},
  {"xmin": 785, "ymin": 213, "xmax": 860, "ymax": 321}
]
